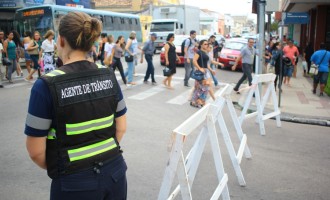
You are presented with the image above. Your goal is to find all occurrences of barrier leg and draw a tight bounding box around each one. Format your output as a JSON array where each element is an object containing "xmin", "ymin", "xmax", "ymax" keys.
[
  {"xmin": 254, "ymin": 88, "xmax": 266, "ymax": 135},
  {"xmin": 169, "ymin": 127, "xmax": 208, "ymax": 198},
  {"xmin": 158, "ymin": 134, "xmax": 184, "ymax": 200},
  {"xmin": 217, "ymin": 112, "xmax": 246, "ymax": 186},
  {"xmin": 239, "ymin": 88, "xmax": 255, "ymax": 126},
  {"xmin": 207, "ymin": 115, "xmax": 230, "ymax": 200},
  {"xmin": 270, "ymin": 84, "xmax": 282, "ymax": 127},
  {"xmin": 177, "ymin": 153, "xmax": 192, "ymax": 200},
  {"xmin": 226, "ymin": 97, "xmax": 252, "ymax": 159}
]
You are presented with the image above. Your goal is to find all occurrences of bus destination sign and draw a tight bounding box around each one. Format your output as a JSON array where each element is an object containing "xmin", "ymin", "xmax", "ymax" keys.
[{"xmin": 23, "ymin": 9, "xmax": 45, "ymax": 17}]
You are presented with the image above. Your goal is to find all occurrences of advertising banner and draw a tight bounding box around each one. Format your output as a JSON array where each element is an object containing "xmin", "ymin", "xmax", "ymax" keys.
[
  {"xmin": 56, "ymin": 0, "xmax": 91, "ymax": 8},
  {"xmin": 0, "ymin": 0, "xmax": 55, "ymax": 8}
]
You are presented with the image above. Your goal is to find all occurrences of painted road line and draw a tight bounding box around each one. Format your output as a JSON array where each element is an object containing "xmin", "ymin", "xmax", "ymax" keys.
[
  {"xmin": 166, "ymin": 89, "xmax": 193, "ymax": 105},
  {"xmin": 128, "ymin": 81, "xmax": 180, "ymax": 100}
]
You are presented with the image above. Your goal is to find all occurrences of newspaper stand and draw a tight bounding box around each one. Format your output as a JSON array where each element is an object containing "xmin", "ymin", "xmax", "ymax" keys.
[
  {"xmin": 239, "ymin": 74, "xmax": 281, "ymax": 136},
  {"xmin": 211, "ymin": 84, "xmax": 252, "ymax": 187},
  {"xmin": 158, "ymin": 104, "xmax": 230, "ymax": 200}
]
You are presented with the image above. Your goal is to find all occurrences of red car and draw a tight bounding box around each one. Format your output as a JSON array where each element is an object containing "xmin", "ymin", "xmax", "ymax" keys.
[
  {"xmin": 160, "ymin": 35, "xmax": 189, "ymax": 66},
  {"xmin": 218, "ymin": 38, "xmax": 248, "ymax": 70}
]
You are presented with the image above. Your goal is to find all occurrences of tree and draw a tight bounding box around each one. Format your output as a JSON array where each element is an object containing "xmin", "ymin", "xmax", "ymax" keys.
[{"xmin": 270, "ymin": 21, "xmax": 279, "ymax": 32}]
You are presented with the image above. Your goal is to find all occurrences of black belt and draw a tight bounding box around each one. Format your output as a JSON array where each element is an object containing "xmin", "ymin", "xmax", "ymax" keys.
[{"xmin": 44, "ymin": 52, "xmax": 54, "ymax": 54}]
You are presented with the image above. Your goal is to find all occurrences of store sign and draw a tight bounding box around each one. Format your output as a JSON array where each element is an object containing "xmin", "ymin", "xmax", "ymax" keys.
[{"xmin": 284, "ymin": 12, "xmax": 309, "ymax": 25}]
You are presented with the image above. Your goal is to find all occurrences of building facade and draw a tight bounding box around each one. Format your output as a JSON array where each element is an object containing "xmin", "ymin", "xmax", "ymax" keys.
[{"xmin": 281, "ymin": 0, "xmax": 330, "ymax": 51}]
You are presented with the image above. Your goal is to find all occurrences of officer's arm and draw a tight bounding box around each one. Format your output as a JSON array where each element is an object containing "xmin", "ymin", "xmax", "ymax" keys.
[
  {"xmin": 26, "ymin": 136, "xmax": 47, "ymax": 170},
  {"xmin": 115, "ymin": 114, "xmax": 126, "ymax": 143}
]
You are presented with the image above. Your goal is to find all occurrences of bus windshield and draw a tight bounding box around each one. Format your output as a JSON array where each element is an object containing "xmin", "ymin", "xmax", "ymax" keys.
[
  {"xmin": 150, "ymin": 22, "xmax": 174, "ymax": 32},
  {"xmin": 14, "ymin": 7, "xmax": 53, "ymax": 38}
]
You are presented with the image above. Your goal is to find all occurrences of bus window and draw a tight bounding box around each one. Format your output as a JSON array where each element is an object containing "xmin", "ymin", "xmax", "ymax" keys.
[
  {"xmin": 104, "ymin": 16, "xmax": 114, "ymax": 31},
  {"xmin": 113, "ymin": 17, "xmax": 120, "ymax": 30}
]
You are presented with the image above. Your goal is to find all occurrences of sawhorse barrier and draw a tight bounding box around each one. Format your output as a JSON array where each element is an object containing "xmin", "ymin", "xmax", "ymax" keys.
[
  {"xmin": 211, "ymin": 84, "xmax": 252, "ymax": 187},
  {"xmin": 158, "ymin": 104, "xmax": 230, "ymax": 200},
  {"xmin": 239, "ymin": 74, "xmax": 281, "ymax": 135}
]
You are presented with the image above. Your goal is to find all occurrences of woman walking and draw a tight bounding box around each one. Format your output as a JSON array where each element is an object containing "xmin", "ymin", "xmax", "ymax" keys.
[
  {"xmin": 3, "ymin": 31, "xmax": 18, "ymax": 83},
  {"xmin": 190, "ymin": 40, "xmax": 216, "ymax": 107},
  {"xmin": 162, "ymin": 33, "xmax": 180, "ymax": 89},
  {"xmin": 39, "ymin": 30, "xmax": 57, "ymax": 74},
  {"xmin": 23, "ymin": 31, "xmax": 33, "ymax": 74},
  {"xmin": 105, "ymin": 36, "xmax": 127, "ymax": 85},
  {"xmin": 104, "ymin": 34, "xmax": 114, "ymax": 60},
  {"xmin": 25, "ymin": 33, "xmax": 40, "ymax": 81},
  {"xmin": 25, "ymin": 11, "xmax": 128, "ymax": 199},
  {"xmin": 12, "ymin": 30, "xmax": 23, "ymax": 77},
  {"xmin": 124, "ymin": 31, "xmax": 138, "ymax": 86}
]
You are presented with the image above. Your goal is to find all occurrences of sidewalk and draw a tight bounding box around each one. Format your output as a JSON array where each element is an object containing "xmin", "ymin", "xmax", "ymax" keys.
[{"xmin": 231, "ymin": 64, "xmax": 330, "ymax": 126}]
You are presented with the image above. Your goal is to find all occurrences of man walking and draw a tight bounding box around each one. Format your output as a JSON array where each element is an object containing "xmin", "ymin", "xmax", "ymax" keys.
[
  {"xmin": 311, "ymin": 43, "xmax": 330, "ymax": 96},
  {"xmin": 232, "ymin": 38, "xmax": 256, "ymax": 93},
  {"xmin": 141, "ymin": 33, "xmax": 157, "ymax": 85},
  {"xmin": 183, "ymin": 30, "xmax": 197, "ymax": 87}
]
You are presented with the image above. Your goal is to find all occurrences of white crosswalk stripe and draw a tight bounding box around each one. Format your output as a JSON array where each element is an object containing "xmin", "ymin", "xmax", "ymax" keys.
[
  {"xmin": 128, "ymin": 81, "xmax": 180, "ymax": 100},
  {"xmin": 166, "ymin": 89, "xmax": 193, "ymax": 105}
]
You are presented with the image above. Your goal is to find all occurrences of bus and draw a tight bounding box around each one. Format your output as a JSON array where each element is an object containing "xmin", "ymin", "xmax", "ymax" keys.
[{"xmin": 14, "ymin": 5, "xmax": 143, "ymax": 43}]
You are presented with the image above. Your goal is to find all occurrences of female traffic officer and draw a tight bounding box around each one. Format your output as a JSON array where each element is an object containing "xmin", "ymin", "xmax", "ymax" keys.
[{"xmin": 24, "ymin": 11, "xmax": 128, "ymax": 200}]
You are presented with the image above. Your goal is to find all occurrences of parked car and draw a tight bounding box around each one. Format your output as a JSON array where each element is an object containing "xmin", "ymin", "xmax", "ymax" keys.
[
  {"xmin": 218, "ymin": 38, "xmax": 248, "ymax": 70},
  {"xmin": 160, "ymin": 35, "xmax": 189, "ymax": 66}
]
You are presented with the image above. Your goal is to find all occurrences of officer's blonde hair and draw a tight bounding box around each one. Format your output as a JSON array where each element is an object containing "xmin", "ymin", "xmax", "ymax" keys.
[{"xmin": 59, "ymin": 12, "xmax": 102, "ymax": 52}]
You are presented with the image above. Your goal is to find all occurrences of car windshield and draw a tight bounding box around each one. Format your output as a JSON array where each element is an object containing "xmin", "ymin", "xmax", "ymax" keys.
[
  {"xmin": 225, "ymin": 42, "xmax": 246, "ymax": 50},
  {"xmin": 150, "ymin": 22, "xmax": 174, "ymax": 32}
]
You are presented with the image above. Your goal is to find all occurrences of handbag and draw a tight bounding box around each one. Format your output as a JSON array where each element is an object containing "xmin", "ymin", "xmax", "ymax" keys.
[
  {"xmin": 125, "ymin": 55, "xmax": 133, "ymax": 62},
  {"xmin": 27, "ymin": 41, "xmax": 39, "ymax": 55},
  {"xmin": 190, "ymin": 51, "xmax": 205, "ymax": 81},
  {"xmin": 2, "ymin": 57, "xmax": 11, "ymax": 65},
  {"xmin": 311, "ymin": 51, "xmax": 328, "ymax": 75},
  {"xmin": 163, "ymin": 67, "xmax": 171, "ymax": 76}
]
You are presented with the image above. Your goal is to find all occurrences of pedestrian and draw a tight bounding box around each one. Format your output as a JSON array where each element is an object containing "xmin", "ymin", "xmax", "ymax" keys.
[
  {"xmin": 23, "ymin": 31, "xmax": 33, "ymax": 74},
  {"xmin": 232, "ymin": 38, "xmax": 256, "ymax": 93},
  {"xmin": 25, "ymin": 33, "xmax": 41, "ymax": 81},
  {"xmin": 141, "ymin": 33, "xmax": 157, "ymax": 85},
  {"xmin": 162, "ymin": 33, "xmax": 180, "ymax": 89},
  {"xmin": 293, "ymin": 41, "xmax": 300, "ymax": 78},
  {"xmin": 98, "ymin": 33, "xmax": 107, "ymax": 65},
  {"xmin": 39, "ymin": 30, "xmax": 57, "ymax": 74},
  {"xmin": 311, "ymin": 43, "xmax": 330, "ymax": 96},
  {"xmin": 0, "ymin": 40, "xmax": 4, "ymax": 88},
  {"xmin": 105, "ymin": 35, "xmax": 127, "ymax": 85},
  {"xmin": 272, "ymin": 42, "xmax": 285, "ymax": 91},
  {"xmin": 190, "ymin": 40, "xmax": 215, "ymax": 107},
  {"xmin": 183, "ymin": 30, "xmax": 197, "ymax": 87},
  {"xmin": 12, "ymin": 30, "xmax": 23, "ymax": 77},
  {"xmin": 303, "ymin": 42, "xmax": 314, "ymax": 75},
  {"xmin": 209, "ymin": 35, "xmax": 219, "ymax": 62},
  {"xmin": 104, "ymin": 34, "xmax": 114, "ymax": 60},
  {"xmin": 3, "ymin": 31, "xmax": 18, "ymax": 83},
  {"xmin": 124, "ymin": 31, "xmax": 138, "ymax": 86},
  {"xmin": 33, "ymin": 31, "xmax": 42, "ymax": 51},
  {"xmin": 282, "ymin": 39, "xmax": 299, "ymax": 86},
  {"xmin": 208, "ymin": 44, "xmax": 224, "ymax": 89},
  {"xmin": 25, "ymin": 11, "xmax": 128, "ymax": 199}
]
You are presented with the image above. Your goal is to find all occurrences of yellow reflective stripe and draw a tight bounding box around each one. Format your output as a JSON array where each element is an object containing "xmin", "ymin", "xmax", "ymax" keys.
[
  {"xmin": 45, "ymin": 70, "xmax": 65, "ymax": 77},
  {"xmin": 68, "ymin": 138, "xmax": 117, "ymax": 162},
  {"xmin": 47, "ymin": 128, "xmax": 56, "ymax": 140},
  {"xmin": 66, "ymin": 115, "xmax": 114, "ymax": 135}
]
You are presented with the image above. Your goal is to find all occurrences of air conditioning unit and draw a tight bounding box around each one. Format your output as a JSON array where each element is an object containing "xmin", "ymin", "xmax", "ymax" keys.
[{"xmin": 160, "ymin": 7, "xmax": 177, "ymax": 14}]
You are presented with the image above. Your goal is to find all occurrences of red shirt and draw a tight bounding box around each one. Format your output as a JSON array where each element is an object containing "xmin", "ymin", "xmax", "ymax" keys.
[{"xmin": 283, "ymin": 45, "xmax": 299, "ymax": 64}]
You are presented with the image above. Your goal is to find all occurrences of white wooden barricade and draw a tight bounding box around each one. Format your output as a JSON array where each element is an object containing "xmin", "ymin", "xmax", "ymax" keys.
[
  {"xmin": 158, "ymin": 104, "xmax": 230, "ymax": 200},
  {"xmin": 239, "ymin": 74, "xmax": 281, "ymax": 136},
  {"xmin": 211, "ymin": 84, "xmax": 252, "ymax": 187}
]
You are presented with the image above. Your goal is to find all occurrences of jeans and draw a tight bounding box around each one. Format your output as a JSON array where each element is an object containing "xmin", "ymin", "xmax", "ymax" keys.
[
  {"xmin": 7, "ymin": 59, "xmax": 17, "ymax": 81},
  {"xmin": 30, "ymin": 55, "xmax": 40, "ymax": 70},
  {"xmin": 210, "ymin": 64, "xmax": 218, "ymax": 86},
  {"xmin": 112, "ymin": 57, "xmax": 127, "ymax": 84},
  {"xmin": 144, "ymin": 54, "xmax": 155, "ymax": 82},
  {"xmin": 50, "ymin": 155, "xmax": 127, "ymax": 200},
  {"xmin": 125, "ymin": 61, "xmax": 134, "ymax": 83},
  {"xmin": 0, "ymin": 63, "xmax": 5, "ymax": 85},
  {"xmin": 234, "ymin": 63, "xmax": 253, "ymax": 91},
  {"xmin": 184, "ymin": 58, "xmax": 194, "ymax": 85}
]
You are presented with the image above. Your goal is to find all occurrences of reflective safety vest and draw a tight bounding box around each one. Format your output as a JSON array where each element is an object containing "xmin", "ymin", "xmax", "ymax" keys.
[{"xmin": 41, "ymin": 61, "xmax": 121, "ymax": 178}]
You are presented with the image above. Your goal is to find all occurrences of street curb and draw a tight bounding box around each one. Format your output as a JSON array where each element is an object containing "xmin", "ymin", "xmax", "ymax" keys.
[{"xmin": 232, "ymin": 101, "xmax": 330, "ymax": 127}]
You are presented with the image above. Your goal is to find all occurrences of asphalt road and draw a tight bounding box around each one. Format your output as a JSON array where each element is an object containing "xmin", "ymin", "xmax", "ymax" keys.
[{"xmin": 1, "ymin": 55, "xmax": 330, "ymax": 200}]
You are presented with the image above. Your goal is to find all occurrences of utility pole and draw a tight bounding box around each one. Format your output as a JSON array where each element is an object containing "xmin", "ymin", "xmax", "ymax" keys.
[{"xmin": 257, "ymin": 0, "xmax": 266, "ymax": 93}]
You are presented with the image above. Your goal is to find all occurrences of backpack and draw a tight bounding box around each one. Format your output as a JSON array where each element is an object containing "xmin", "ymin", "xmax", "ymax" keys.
[{"xmin": 181, "ymin": 38, "xmax": 193, "ymax": 56}]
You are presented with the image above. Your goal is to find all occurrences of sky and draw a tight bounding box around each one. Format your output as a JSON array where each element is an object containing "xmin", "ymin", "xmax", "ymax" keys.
[{"xmin": 184, "ymin": 0, "xmax": 255, "ymax": 16}]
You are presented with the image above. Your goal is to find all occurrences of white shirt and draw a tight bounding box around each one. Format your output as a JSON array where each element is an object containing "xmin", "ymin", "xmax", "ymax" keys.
[
  {"xmin": 0, "ymin": 43, "xmax": 3, "ymax": 63},
  {"xmin": 104, "ymin": 42, "xmax": 114, "ymax": 58},
  {"xmin": 41, "ymin": 39, "xmax": 56, "ymax": 52}
]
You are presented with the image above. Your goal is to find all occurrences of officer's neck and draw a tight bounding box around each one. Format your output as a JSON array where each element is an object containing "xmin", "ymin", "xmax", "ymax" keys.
[{"xmin": 62, "ymin": 50, "xmax": 87, "ymax": 65}]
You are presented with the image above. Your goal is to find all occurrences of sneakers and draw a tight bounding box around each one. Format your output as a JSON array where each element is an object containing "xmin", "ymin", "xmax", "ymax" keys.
[
  {"xmin": 152, "ymin": 81, "xmax": 157, "ymax": 85},
  {"xmin": 320, "ymin": 92, "xmax": 324, "ymax": 97},
  {"xmin": 233, "ymin": 88, "xmax": 240, "ymax": 94},
  {"xmin": 312, "ymin": 89, "xmax": 316, "ymax": 94},
  {"xmin": 184, "ymin": 83, "xmax": 191, "ymax": 87},
  {"xmin": 143, "ymin": 80, "xmax": 148, "ymax": 84},
  {"xmin": 0, "ymin": 85, "xmax": 3, "ymax": 88}
]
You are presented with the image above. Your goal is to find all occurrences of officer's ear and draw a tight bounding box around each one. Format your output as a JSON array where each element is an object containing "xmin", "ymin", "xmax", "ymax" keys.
[{"xmin": 59, "ymin": 35, "xmax": 65, "ymax": 48}]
